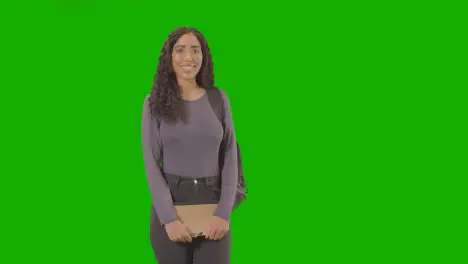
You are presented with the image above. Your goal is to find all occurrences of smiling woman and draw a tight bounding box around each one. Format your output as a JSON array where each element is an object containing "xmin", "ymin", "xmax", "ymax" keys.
[{"xmin": 141, "ymin": 27, "xmax": 244, "ymax": 264}]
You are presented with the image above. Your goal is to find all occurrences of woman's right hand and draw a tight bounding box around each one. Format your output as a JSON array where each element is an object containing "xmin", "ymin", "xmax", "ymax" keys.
[{"xmin": 164, "ymin": 220, "xmax": 193, "ymax": 243}]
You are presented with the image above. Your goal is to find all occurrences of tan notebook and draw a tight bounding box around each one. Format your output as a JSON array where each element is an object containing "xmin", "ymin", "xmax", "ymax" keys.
[{"xmin": 175, "ymin": 204, "xmax": 217, "ymax": 237}]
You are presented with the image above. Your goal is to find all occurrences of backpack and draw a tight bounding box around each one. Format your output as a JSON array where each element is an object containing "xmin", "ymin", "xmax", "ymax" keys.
[{"xmin": 206, "ymin": 88, "xmax": 247, "ymax": 204}]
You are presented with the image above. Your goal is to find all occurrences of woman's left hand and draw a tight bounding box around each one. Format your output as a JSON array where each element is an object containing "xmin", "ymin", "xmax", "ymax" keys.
[{"xmin": 204, "ymin": 216, "xmax": 230, "ymax": 240}]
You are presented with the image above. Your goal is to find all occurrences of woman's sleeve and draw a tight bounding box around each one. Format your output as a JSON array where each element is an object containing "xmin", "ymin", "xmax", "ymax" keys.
[
  {"xmin": 214, "ymin": 90, "xmax": 239, "ymax": 222},
  {"xmin": 141, "ymin": 96, "xmax": 177, "ymax": 226}
]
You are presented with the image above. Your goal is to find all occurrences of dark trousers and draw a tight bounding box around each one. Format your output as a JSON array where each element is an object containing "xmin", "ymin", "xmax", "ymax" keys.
[{"xmin": 149, "ymin": 174, "xmax": 244, "ymax": 264}]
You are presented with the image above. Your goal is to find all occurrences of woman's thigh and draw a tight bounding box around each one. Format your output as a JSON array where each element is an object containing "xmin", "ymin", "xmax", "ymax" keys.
[
  {"xmin": 149, "ymin": 207, "xmax": 192, "ymax": 264},
  {"xmin": 192, "ymin": 231, "xmax": 231, "ymax": 264}
]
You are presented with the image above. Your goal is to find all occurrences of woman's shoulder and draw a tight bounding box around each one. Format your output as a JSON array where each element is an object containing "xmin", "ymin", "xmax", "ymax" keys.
[
  {"xmin": 142, "ymin": 94, "xmax": 154, "ymax": 116},
  {"xmin": 210, "ymin": 87, "xmax": 233, "ymax": 114},
  {"xmin": 143, "ymin": 94, "xmax": 153, "ymax": 108},
  {"xmin": 213, "ymin": 87, "xmax": 227, "ymax": 96},
  {"xmin": 210, "ymin": 87, "xmax": 231, "ymax": 104}
]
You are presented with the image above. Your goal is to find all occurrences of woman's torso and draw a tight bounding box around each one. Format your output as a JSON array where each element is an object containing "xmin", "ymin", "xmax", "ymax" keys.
[{"xmin": 159, "ymin": 93, "xmax": 223, "ymax": 178}]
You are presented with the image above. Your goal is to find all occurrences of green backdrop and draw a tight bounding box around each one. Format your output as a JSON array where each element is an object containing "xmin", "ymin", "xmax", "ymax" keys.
[{"xmin": 1, "ymin": 0, "xmax": 465, "ymax": 263}]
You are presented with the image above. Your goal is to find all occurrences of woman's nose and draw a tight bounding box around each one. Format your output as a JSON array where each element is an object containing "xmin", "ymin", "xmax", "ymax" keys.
[{"xmin": 183, "ymin": 52, "xmax": 195, "ymax": 61}]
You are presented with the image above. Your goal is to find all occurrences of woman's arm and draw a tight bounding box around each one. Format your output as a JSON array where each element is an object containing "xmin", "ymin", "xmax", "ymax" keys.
[
  {"xmin": 141, "ymin": 95, "xmax": 177, "ymax": 226},
  {"xmin": 214, "ymin": 90, "xmax": 239, "ymax": 222}
]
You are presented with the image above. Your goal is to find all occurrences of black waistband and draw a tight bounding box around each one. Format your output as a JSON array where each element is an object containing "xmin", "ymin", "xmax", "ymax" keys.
[{"xmin": 164, "ymin": 173, "xmax": 219, "ymax": 186}]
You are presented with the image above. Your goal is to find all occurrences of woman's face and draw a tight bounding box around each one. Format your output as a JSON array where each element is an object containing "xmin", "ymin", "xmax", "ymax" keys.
[{"xmin": 171, "ymin": 33, "xmax": 203, "ymax": 81}]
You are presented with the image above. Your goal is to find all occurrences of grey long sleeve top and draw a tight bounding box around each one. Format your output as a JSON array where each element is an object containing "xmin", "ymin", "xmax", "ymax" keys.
[{"xmin": 141, "ymin": 89, "xmax": 238, "ymax": 226}]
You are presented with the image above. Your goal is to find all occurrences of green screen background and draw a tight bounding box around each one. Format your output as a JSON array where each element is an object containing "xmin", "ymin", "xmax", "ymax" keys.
[{"xmin": 1, "ymin": 1, "xmax": 465, "ymax": 263}]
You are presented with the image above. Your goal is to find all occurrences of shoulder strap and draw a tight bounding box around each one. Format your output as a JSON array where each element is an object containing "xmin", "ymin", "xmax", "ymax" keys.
[
  {"xmin": 206, "ymin": 88, "xmax": 228, "ymax": 172},
  {"xmin": 206, "ymin": 88, "xmax": 246, "ymax": 195},
  {"xmin": 206, "ymin": 88, "xmax": 225, "ymax": 128}
]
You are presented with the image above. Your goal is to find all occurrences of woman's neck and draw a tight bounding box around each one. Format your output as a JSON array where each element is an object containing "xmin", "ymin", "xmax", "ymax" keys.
[{"xmin": 177, "ymin": 78, "xmax": 203, "ymax": 100}]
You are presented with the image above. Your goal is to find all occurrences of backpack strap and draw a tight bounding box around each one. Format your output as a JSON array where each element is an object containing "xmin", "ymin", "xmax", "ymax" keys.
[
  {"xmin": 206, "ymin": 88, "xmax": 225, "ymax": 128},
  {"xmin": 206, "ymin": 88, "xmax": 229, "ymax": 171},
  {"xmin": 206, "ymin": 89, "xmax": 247, "ymax": 197}
]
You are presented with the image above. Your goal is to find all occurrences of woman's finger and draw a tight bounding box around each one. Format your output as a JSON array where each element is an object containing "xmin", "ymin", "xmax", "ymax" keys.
[
  {"xmin": 209, "ymin": 227, "xmax": 216, "ymax": 240},
  {"xmin": 214, "ymin": 228, "xmax": 224, "ymax": 240},
  {"xmin": 184, "ymin": 231, "xmax": 193, "ymax": 242},
  {"xmin": 219, "ymin": 229, "xmax": 227, "ymax": 240}
]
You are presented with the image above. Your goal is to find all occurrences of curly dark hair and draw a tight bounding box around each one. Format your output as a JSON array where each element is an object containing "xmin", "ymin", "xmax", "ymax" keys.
[{"xmin": 149, "ymin": 27, "xmax": 215, "ymax": 123}]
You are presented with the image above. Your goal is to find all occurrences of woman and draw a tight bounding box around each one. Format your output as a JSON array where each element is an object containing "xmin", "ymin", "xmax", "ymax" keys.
[{"xmin": 141, "ymin": 27, "xmax": 243, "ymax": 264}]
